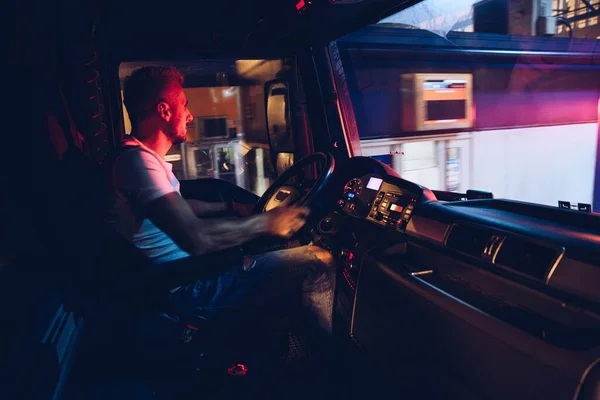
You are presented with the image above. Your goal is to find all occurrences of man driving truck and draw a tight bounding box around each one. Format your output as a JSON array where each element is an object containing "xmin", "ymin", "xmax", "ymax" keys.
[{"xmin": 103, "ymin": 66, "xmax": 336, "ymax": 334}]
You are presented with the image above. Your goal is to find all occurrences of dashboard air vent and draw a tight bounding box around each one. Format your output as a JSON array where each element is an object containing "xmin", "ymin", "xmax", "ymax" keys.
[
  {"xmin": 445, "ymin": 224, "xmax": 494, "ymax": 258},
  {"xmin": 483, "ymin": 235, "xmax": 504, "ymax": 259},
  {"xmin": 494, "ymin": 237, "xmax": 562, "ymax": 281}
]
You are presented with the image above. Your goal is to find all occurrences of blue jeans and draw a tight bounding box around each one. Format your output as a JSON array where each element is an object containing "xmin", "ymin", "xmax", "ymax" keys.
[{"xmin": 168, "ymin": 245, "xmax": 336, "ymax": 334}]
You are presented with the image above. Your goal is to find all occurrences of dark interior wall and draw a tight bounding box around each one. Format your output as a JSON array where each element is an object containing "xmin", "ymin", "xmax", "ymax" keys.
[
  {"xmin": 5, "ymin": 0, "xmax": 60, "ymax": 259},
  {"xmin": 3, "ymin": 2, "xmax": 78, "ymax": 396},
  {"xmin": 4, "ymin": 0, "xmax": 105, "ymax": 272}
]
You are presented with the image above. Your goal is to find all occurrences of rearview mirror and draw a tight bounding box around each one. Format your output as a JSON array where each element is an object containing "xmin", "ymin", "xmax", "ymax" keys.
[{"xmin": 265, "ymin": 80, "xmax": 295, "ymax": 153}]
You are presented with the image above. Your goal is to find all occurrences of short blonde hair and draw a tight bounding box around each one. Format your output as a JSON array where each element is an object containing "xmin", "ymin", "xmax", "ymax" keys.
[{"xmin": 123, "ymin": 66, "xmax": 184, "ymax": 130}]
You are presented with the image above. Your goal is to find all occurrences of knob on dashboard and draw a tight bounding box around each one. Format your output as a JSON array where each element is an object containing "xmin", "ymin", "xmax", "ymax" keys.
[{"xmin": 318, "ymin": 216, "xmax": 334, "ymax": 233}]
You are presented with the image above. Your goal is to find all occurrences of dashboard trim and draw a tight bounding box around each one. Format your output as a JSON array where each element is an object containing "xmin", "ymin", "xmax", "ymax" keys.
[
  {"xmin": 406, "ymin": 215, "xmax": 450, "ymax": 245},
  {"xmin": 572, "ymin": 356, "xmax": 600, "ymax": 400},
  {"xmin": 545, "ymin": 247, "xmax": 566, "ymax": 285},
  {"xmin": 489, "ymin": 236, "xmax": 506, "ymax": 264}
]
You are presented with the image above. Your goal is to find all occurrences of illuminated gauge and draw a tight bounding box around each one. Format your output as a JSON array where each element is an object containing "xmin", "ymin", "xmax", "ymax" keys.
[{"xmin": 343, "ymin": 178, "xmax": 363, "ymax": 197}]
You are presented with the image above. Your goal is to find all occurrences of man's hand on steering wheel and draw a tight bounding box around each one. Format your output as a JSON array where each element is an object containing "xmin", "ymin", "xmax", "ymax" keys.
[
  {"xmin": 263, "ymin": 206, "xmax": 310, "ymax": 239},
  {"xmin": 252, "ymin": 153, "xmax": 335, "ymax": 215},
  {"xmin": 241, "ymin": 153, "xmax": 334, "ymax": 254}
]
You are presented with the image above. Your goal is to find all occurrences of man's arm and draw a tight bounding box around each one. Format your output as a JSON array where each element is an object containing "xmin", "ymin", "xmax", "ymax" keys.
[
  {"xmin": 145, "ymin": 192, "xmax": 308, "ymax": 256},
  {"xmin": 186, "ymin": 198, "xmax": 256, "ymax": 217},
  {"xmin": 186, "ymin": 199, "xmax": 228, "ymax": 217},
  {"xmin": 112, "ymin": 148, "xmax": 293, "ymax": 255}
]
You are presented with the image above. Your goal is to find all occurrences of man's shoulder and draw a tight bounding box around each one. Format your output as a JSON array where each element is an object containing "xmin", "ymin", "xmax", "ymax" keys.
[
  {"xmin": 109, "ymin": 142, "xmax": 161, "ymax": 166},
  {"xmin": 105, "ymin": 141, "xmax": 139, "ymax": 161}
]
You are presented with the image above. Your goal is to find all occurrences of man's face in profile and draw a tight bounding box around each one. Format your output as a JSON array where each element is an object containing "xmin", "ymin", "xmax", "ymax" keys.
[{"xmin": 164, "ymin": 86, "xmax": 193, "ymax": 145}]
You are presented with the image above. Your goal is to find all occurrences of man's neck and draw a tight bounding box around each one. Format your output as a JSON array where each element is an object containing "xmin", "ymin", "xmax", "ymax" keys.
[{"xmin": 131, "ymin": 126, "xmax": 172, "ymax": 158}]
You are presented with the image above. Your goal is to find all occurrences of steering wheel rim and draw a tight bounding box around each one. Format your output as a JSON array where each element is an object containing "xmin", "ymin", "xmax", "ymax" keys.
[{"xmin": 253, "ymin": 152, "xmax": 335, "ymax": 214}]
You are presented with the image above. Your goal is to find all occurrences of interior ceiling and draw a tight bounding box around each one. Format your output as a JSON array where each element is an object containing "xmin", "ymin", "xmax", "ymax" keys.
[
  {"xmin": 118, "ymin": 60, "xmax": 276, "ymax": 87},
  {"xmin": 101, "ymin": 0, "xmax": 423, "ymax": 60},
  {"xmin": 119, "ymin": 61, "xmax": 243, "ymax": 81}
]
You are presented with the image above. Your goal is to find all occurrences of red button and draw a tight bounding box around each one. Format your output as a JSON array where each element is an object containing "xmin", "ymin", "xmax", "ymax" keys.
[{"xmin": 228, "ymin": 363, "xmax": 248, "ymax": 377}]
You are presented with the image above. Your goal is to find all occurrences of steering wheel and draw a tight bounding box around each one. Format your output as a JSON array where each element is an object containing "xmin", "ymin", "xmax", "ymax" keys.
[{"xmin": 252, "ymin": 152, "xmax": 335, "ymax": 214}]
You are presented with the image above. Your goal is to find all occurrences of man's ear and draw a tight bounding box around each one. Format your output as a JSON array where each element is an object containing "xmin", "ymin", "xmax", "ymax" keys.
[{"xmin": 157, "ymin": 102, "xmax": 171, "ymax": 121}]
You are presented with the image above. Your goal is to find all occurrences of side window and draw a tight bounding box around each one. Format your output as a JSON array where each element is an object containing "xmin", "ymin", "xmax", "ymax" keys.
[
  {"xmin": 331, "ymin": 0, "xmax": 600, "ymax": 210},
  {"xmin": 118, "ymin": 59, "xmax": 298, "ymax": 196}
]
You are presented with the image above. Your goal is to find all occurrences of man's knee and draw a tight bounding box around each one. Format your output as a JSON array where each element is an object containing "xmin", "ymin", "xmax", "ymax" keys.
[{"xmin": 308, "ymin": 245, "xmax": 335, "ymax": 266}]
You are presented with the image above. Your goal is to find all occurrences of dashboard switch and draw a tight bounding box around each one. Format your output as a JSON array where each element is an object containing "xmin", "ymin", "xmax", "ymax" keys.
[
  {"xmin": 340, "ymin": 249, "xmax": 356, "ymax": 269},
  {"xmin": 375, "ymin": 212, "xmax": 383, "ymax": 221}
]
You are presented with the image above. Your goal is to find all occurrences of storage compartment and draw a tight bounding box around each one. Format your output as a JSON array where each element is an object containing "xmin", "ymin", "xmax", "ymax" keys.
[
  {"xmin": 416, "ymin": 271, "xmax": 600, "ymax": 350},
  {"xmin": 351, "ymin": 253, "xmax": 598, "ymax": 400}
]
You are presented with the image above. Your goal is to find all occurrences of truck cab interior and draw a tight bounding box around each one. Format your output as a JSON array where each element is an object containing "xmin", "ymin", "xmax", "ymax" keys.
[{"xmin": 3, "ymin": 0, "xmax": 600, "ymax": 399}]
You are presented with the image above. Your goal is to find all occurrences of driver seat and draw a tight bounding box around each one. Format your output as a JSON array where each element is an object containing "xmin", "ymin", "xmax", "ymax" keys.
[
  {"xmin": 43, "ymin": 83, "xmax": 251, "ymax": 398},
  {"xmin": 78, "ymin": 146, "xmax": 247, "ymax": 364},
  {"xmin": 52, "ymin": 145, "xmax": 253, "ymax": 397}
]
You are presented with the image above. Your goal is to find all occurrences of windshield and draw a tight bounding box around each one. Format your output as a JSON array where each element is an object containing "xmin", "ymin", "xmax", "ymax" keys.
[{"xmin": 332, "ymin": 0, "xmax": 600, "ymax": 210}]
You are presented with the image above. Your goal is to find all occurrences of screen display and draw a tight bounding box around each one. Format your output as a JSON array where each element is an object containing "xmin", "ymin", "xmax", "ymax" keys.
[
  {"xmin": 366, "ymin": 177, "xmax": 383, "ymax": 191},
  {"xmin": 389, "ymin": 203, "xmax": 404, "ymax": 213},
  {"xmin": 426, "ymin": 100, "xmax": 466, "ymax": 121}
]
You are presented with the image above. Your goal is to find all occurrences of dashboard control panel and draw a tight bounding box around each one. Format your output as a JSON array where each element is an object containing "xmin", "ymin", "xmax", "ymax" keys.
[
  {"xmin": 367, "ymin": 191, "xmax": 416, "ymax": 231},
  {"xmin": 339, "ymin": 174, "xmax": 418, "ymax": 232}
]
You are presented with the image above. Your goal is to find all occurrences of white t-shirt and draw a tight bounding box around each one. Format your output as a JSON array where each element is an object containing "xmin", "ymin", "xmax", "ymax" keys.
[{"xmin": 104, "ymin": 138, "xmax": 190, "ymax": 264}]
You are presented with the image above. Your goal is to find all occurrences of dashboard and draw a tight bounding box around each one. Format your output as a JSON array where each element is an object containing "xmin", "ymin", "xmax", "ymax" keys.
[
  {"xmin": 312, "ymin": 157, "xmax": 600, "ymax": 400},
  {"xmin": 338, "ymin": 174, "xmax": 419, "ymax": 233},
  {"xmin": 315, "ymin": 157, "xmax": 600, "ymax": 311},
  {"xmin": 324, "ymin": 163, "xmax": 600, "ymax": 308}
]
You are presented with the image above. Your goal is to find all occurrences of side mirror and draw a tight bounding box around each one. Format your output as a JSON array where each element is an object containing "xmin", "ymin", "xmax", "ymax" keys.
[{"xmin": 265, "ymin": 80, "xmax": 295, "ymax": 175}]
